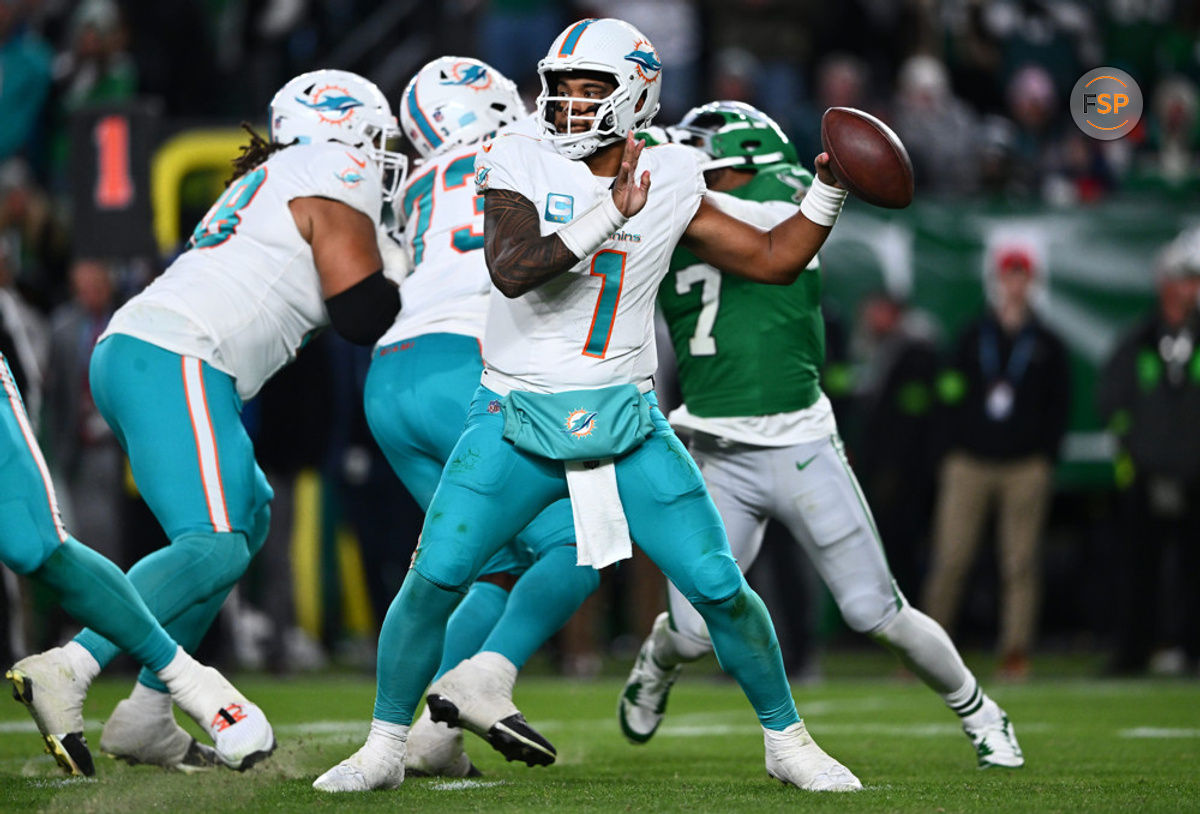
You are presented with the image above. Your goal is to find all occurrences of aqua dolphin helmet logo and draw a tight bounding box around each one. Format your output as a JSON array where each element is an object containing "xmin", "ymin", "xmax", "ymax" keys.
[
  {"xmin": 625, "ymin": 42, "xmax": 662, "ymax": 82},
  {"xmin": 440, "ymin": 62, "xmax": 493, "ymax": 90},
  {"xmin": 564, "ymin": 409, "xmax": 598, "ymax": 438},
  {"xmin": 296, "ymin": 85, "xmax": 364, "ymax": 124},
  {"xmin": 334, "ymin": 169, "xmax": 364, "ymax": 187}
]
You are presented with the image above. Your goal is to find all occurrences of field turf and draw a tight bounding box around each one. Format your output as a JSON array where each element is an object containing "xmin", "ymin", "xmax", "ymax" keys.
[{"xmin": 2, "ymin": 651, "xmax": 1198, "ymax": 813}]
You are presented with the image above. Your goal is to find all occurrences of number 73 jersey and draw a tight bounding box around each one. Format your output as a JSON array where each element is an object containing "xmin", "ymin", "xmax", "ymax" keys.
[
  {"xmin": 474, "ymin": 132, "xmax": 706, "ymax": 391},
  {"xmin": 380, "ymin": 142, "xmax": 493, "ymax": 345}
]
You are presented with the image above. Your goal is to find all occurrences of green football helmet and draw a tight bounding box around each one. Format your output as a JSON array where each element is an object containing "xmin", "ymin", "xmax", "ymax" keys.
[{"xmin": 672, "ymin": 100, "xmax": 799, "ymax": 170}]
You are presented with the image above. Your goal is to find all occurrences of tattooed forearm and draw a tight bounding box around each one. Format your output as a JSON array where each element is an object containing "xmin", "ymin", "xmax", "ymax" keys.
[{"xmin": 484, "ymin": 189, "xmax": 579, "ymax": 298}]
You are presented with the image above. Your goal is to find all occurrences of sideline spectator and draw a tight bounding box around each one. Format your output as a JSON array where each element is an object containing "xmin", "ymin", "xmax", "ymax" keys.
[
  {"xmin": 0, "ymin": 0, "xmax": 53, "ymax": 163},
  {"xmin": 1098, "ymin": 230, "xmax": 1200, "ymax": 676},
  {"xmin": 922, "ymin": 245, "xmax": 1070, "ymax": 681},
  {"xmin": 891, "ymin": 54, "xmax": 980, "ymax": 197},
  {"xmin": 850, "ymin": 290, "xmax": 941, "ymax": 599},
  {"xmin": 47, "ymin": 0, "xmax": 137, "ymax": 188}
]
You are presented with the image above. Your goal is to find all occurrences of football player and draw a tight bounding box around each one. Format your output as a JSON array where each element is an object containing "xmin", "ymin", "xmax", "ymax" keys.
[
  {"xmin": 13, "ymin": 69, "xmax": 403, "ymax": 770},
  {"xmin": 3, "ymin": 351, "xmax": 274, "ymax": 775},
  {"xmin": 356, "ymin": 56, "xmax": 596, "ymax": 780},
  {"xmin": 318, "ymin": 18, "xmax": 862, "ymax": 793},
  {"xmin": 618, "ymin": 101, "xmax": 1024, "ymax": 770}
]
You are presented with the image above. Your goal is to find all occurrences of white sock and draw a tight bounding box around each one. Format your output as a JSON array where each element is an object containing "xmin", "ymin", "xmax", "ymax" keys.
[
  {"xmin": 945, "ymin": 678, "xmax": 988, "ymax": 721},
  {"xmin": 155, "ymin": 646, "xmax": 199, "ymax": 688},
  {"xmin": 129, "ymin": 679, "xmax": 172, "ymax": 716},
  {"xmin": 62, "ymin": 641, "xmax": 102, "ymax": 685},
  {"xmin": 473, "ymin": 651, "xmax": 518, "ymax": 687},
  {"xmin": 367, "ymin": 718, "xmax": 408, "ymax": 754},
  {"xmin": 650, "ymin": 621, "xmax": 709, "ymax": 667},
  {"xmin": 960, "ymin": 695, "xmax": 1000, "ymax": 730}
]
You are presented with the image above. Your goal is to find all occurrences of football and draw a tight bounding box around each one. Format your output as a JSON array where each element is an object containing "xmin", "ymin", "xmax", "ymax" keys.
[{"xmin": 820, "ymin": 107, "xmax": 914, "ymax": 209}]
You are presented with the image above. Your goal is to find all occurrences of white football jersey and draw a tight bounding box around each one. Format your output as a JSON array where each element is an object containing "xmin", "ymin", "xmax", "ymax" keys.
[
  {"xmin": 103, "ymin": 142, "xmax": 382, "ymax": 401},
  {"xmin": 378, "ymin": 141, "xmax": 489, "ymax": 345},
  {"xmin": 474, "ymin": 132, "xmax": 705, "ymax": 391},
  {"xmin": 379, "ymin": 117, "xmax": 539, "ymax": 347}
]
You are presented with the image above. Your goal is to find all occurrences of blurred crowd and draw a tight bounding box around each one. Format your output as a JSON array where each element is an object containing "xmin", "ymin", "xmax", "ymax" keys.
[{"xmin": 0, "ymin": 0, "xmax": 1198, "ymax": 679}]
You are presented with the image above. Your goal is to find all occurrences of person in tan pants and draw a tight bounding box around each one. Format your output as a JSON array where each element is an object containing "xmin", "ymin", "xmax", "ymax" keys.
[{"xmin": 922, "ymin": 246, "xmax": 1070, "ymax": 681}]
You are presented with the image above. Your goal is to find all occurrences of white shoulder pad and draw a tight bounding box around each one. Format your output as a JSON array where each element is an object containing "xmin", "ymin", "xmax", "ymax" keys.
[{"xmin": 288, "ymin": 142, "xmax": 384, "ymax": 224}]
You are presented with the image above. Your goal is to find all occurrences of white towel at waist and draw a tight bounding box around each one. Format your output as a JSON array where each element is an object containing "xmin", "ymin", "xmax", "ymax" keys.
[{"xmin": 565, "ymin": 457, "xmax": 632, "ymax": 569}]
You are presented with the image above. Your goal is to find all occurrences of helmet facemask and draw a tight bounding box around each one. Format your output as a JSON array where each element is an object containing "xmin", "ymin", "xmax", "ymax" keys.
[
  {"xmin": 536, "ymin": 68, "xmax": 656, "ymax": 160},
  {"xmin": 359, "ymin": 121, "xmax": 408, "ymax": 202}
]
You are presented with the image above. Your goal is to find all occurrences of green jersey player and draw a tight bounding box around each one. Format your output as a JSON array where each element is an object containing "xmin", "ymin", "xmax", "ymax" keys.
[{"xmin": 620, "ymin": 102, "xmax": 1025, "ymax": 770}]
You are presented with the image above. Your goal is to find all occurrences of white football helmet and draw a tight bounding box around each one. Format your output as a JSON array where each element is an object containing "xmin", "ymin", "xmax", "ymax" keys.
[
  {"xmin": 269, "ymin": 69, "xmax": 407, "ymax": 201},
  {"xmin": 535, "ymin": 18, "xmax": 663, "ymax": 159},
  {"xmin": 400, "ymin": 56, "xmax": 526, "ymax": 159}
]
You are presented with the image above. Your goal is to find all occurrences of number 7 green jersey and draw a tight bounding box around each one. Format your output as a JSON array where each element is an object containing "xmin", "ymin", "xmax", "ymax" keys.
[{"xmin": 658, "ymin": 162, "xmax": 824, "ymax": 419}]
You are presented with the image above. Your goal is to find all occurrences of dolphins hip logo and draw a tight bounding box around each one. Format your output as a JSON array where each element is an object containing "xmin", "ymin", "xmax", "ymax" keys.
[
  {"xmin": 296, "ymin": 85, "xmax": 363, "ymax": 125},
  {"xmin": 564, "ymin": 409, "xmax": 598, "ymax": 439}
]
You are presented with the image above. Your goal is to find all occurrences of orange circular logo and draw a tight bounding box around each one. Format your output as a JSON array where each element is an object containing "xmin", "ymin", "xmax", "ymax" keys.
[{"xmin": 1070, "ymin": 67, "xmax": 1142, "ymax": 140}]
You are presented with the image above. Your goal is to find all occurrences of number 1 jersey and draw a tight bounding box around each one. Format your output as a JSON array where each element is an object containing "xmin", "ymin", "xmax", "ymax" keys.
[{"xmin": 474, "ymin": 132, "xmax": 705, "ymax": 391}]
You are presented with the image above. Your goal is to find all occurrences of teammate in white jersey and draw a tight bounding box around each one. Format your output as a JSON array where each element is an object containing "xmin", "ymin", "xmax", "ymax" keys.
[
  {"xmin": 618, "ymin": 102, "xmax": 1024, "ymax": 770},
  {"xmin": 360, "ymin": 57, "xmax": 595, "ymax": 777},
  {"xmin": 19, "ymin": 69, "xmax": 403, "ymax": 770},
  {"xmin": 317, "ymin": 19, "xmax": 861, "ymax": 793}
]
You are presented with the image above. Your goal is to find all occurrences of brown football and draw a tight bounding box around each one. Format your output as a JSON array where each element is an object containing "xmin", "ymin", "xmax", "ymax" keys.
[{"xmin": 820, "ymin": 107, "xmax": 914, "ymax": 209}]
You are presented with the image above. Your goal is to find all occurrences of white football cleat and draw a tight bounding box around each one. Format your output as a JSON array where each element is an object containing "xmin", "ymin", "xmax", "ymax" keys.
[
  {"xmin": 963, "ymin": 698, "xmax": 1024, "ymax": 769},
  {"xmin": 313, "ymin": 723, "xmax": 407, "ymax": 792},
  {"xmin": 163, "ymin": 657, "xmax": 275, "ymax": 770},
  {"xmin": 405, "ymin": 706, "xmax": 480, "ymax": 778},
  {"xmin": 426, "ymin": 652, "xmax": 556, "ymax": 767},
  {"xmin": 6, "ymin": 647, "xmax": 94, "ymax": 776},
  {"xmin": 764, "ymin": 721, "xmax": 862, "ymax": 792},
  {"xmin": 619, "ymin": 612, "xmax": 682, "ymax": 744},
  {"xmin": 101, "ymin": 696, "xmax": 219, "ymax": 772}
]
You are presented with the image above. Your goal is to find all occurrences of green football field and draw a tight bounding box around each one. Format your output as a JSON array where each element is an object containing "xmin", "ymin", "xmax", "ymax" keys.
[{"xmin": 2, "ymin": 651, "xmax": 1198, "ymax": 813}]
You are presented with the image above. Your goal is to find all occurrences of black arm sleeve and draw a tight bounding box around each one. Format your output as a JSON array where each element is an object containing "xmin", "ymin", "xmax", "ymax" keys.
[{"xmin": 324, "ymin": 269, "xmax": 400, "ymax": 346}]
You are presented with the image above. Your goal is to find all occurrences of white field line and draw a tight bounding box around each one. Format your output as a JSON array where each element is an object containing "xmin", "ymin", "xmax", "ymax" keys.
[
  {"xmin": 1119, "ymin": 728, "xmax": 1200, "ymax": 738},
  {"xmin": 430, "ymin": 779, "xmax": 507, "ymax": 790}
]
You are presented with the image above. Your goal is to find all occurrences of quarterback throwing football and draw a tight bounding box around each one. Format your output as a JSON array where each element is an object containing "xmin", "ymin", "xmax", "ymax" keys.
[{"xmin": 318, "ymin": 18, "xmax": 859, "ymax": 793}]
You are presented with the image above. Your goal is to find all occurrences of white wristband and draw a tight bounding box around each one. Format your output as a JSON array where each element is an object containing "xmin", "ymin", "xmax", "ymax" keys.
[
  {"xmin": 799, "ymin": 176, "xmax": 848, "ymax": 227},
  {"xmin": 556, "ymin": 194, "xmax": 628, "ymax": 260}
]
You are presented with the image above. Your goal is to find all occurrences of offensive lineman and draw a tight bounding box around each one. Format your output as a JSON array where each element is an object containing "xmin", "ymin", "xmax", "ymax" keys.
[
  {"xmin": 317, "ymin": 18, "xmax": 861, "ymax": 793},
  {"xmin": 3, "ymin": 352, "xmax": 274, "ymax": 776},
  {"xmin": 618, "ymin": 102, "xmax": 1024, "ymax": 770},
  {"xmin": 13, "ymin": 69, "xmax": 403, "ymax": 770},
  {"xmin": 359, "ymin": 56, "xmax": 596, "ymax": 778}
]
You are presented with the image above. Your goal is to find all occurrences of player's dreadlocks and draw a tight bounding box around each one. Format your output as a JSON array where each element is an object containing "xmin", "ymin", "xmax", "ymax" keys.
[{"xmin": 229, "ymin": 122, "xmax": 294, "ymax": 185}]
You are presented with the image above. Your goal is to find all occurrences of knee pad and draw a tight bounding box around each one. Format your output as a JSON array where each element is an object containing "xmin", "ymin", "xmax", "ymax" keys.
[
  {"xmin": 173, "ymin": 530, "xmax": 252, "ymax": 596},
  {"xmin": 0, "ymin": 502, "xmax": 60, "ymax": 574},
  {"xmin": 682, "ymin": 549, "xmax": 743, "ymax": 606},
  {"xmin": 246, "ymin": 502, "xmax": 270, "ymax": 558},
  {"xmin": 412, "ymin": 537, "xmax": 479, "ymax": 593},
  {"xmin": 840, "ymin": 586, "xmax": 902, "ymax": 635}
]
